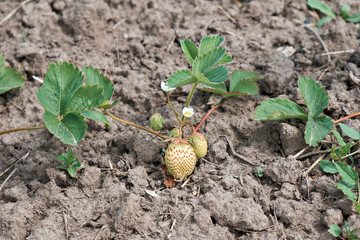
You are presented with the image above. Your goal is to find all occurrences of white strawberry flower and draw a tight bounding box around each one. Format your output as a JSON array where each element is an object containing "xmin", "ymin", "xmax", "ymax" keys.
[
  {"xmin": 182, "ymin": 107, "xmax": 194, "ymax": 118},
  {"xmin": 161, "ymin": 81, "xmax": 176, "ymax": 92}
]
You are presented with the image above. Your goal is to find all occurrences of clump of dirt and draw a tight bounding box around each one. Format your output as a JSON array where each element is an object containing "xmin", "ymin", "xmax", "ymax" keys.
[{"xmin": 1, "ymin": 0, "xmax": 360, "ymax": 239}]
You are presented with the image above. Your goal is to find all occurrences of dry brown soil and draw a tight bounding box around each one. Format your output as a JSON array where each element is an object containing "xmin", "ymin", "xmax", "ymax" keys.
[{"xmin": 1, "ymin": 0, "xmax": 360, "ymax": 239}]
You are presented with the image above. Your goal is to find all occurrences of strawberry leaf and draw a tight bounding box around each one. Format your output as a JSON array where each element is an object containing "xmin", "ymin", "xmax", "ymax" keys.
[
  {"xmin": 345, "ymin": 13, "xmax": 360, "ymax": 23},
  {"xmin": 226, "ymin": 80, "xmax": 259, "ymax": 97},
  {"xmin": 64, "ymin": 85, "xmax": 106, "ymax": 113},
  {"xmin": 319, "ymin": 160, "xmax": 338, "ymax": 174},
  {"xmin": 195, "ymin": 71, "xmax": 211, "ymax": 84},
  {"xmin": 317, "ymin": 16, "xmax": 334, "ymax": 27},
  {"xmin": 339, "ymin": 123, "xmax": 360, "ymax": 140},
  {"xmin": 199, "ymin": 35, "xmax": 224, "ymax": 55},
  {"xmin": 180, "ymin": 39, "xmax": 198, "ymax": 65},
  {"xmin": 255, "ymin": 98, "xmax": 308, "ymax": 121},
  {"xmin": 217, "ymin": 53, "xmax": 232, "ymax": 64},
  {"xmin": 193, "ymin": 47, "xmax": 225, "ymax": 74},
  {"xmin": 44, "ymin": 111, "xmax": 87, "ymax": 146},
  {"xmin": 81, "ymin": 110, "xmax": 109, "ymax": 125},
  {"xmin": 230, "ymin": 70, "xmax": 262, "ymax": 92},
  {"xmin": 198, "ymin": 82, "xmax": 227, "ymax": 95},
  {"xmin": 298, "ymin": 76, "xmax": 329, "ymax": 119},
  {"xmin": 305, "ymin": 116, "xmax": 333, "ymax": 146},
  {"xmin": 205, "ymin": 66, "xmax": 228, "ymax": 83},
  {"xmin": 332, "ymin": 130, "xmax": 345, "ymax": 146},
  {"xmin": 37, "ymin": 62, "xmax": 84, "ymax": 116},
  {"xmin": 166, "ymin": 69, "xmax": 196, "ymax": 87},
  {"xmin": 328, "ymin": 225, "xmax": 342, "ymax": 237},
  {"xmin": 340, "ymin": 4, "xmax": 351, "ymax": 18},
  {"xmin": 335, "ymin": 162, "xmax": 358, "ymax": 189},
  {"xmin": 82, "ymin": 66, "xmax": 114, "ymax": 101},
  {"xmin": 307, "ymin": 1, "xmax": 336, "ymax": 17},
  {"xmin": 0, "ymin": 52, "xmax": 25, "ymax": 94}
]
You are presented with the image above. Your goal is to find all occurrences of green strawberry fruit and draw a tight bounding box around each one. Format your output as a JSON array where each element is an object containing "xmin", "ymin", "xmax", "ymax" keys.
[
  {"xmin": 149, "ymin": 113, "xmax": 164, "ymax": 131},
  {"xmin": 169, "ymin": 128, "xmax": 180, "ymax": 138},
  {"xmin": 188, "ymin": 132, "xmax": 207, "ymax": 158}
]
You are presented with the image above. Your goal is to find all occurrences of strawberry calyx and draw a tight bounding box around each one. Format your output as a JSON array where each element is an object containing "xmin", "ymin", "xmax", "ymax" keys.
[{"xmin": 165, "ymin": 137, "xmax": 188, "ymax": 145}]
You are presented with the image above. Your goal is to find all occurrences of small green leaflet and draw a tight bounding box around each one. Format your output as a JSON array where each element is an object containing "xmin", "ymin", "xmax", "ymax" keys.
[
  {"xmin": 192, "ymin": 47, "xmax": 225, "ymax": 74},
  {"xmin": 305, "ymin": 116, "xmax": 333, "ymax": 146},
  {"xmin": 346, "ymin": 13, "xmax": 360, "ymax": 23},
  {"xmin": 335, "ymin": 162, "xmax": 358, "ymax": 189},
  {"xmin": 0, "ymin": 52, "xmax": 25, "ymax": 94},
  {"xmin": 198, "ymin": 82, "xmax": 227, "ymax": 95},
  {"xmin": 306, "ymin": 1, "xmax": 336, "ymax": 17},
  {"xmin": 81, "ymin": 110, "xmax": 109, "ymax": 125},
  {"xmin": 230, "ymin": 71, "xmax": 262, "ymax": 92},
  {"xmin": 317, "ymin": 16, "xmax": 334, "ymax": 27},
  {"xmin": 82, "ymin": 66, "xmax": 114, "ymax": 101},
  {"xmin": 335, "ymin": 182, "xmax": 357, "ymax": 201},
  {"xmin": 340, "ymin": 4, "xmax": 351, "ymax": 18},
  {"xmin": 298, "ymin": 76, "xmax": 329, "ymax": 119},
  {"xmin": 199, "ymin": 35, "xmax": 224, "ymax": 55},
  {"xmin": 56, "ymin": 149, "xmax": 85, "ymax": 178},
  {"xmin": 44, "ymin": 111, "xmax": 87, "ymax": 146},
  {"xmin": 166, "ymin": 69, "xmax": 196, "ymax": 87},
  {"xmin": 180, "ymin": 39, "xmax": 198, "ymax": 65},
  {"xmin": 328, "ymin": 225, "xmax": 342, "ymax": 237},
  {"xmin": 255, "ymin": 98, "xmax": 308, "ymax": 121},
  {"xmin": 331, "ymin": 130, "xmax": 345, "ymax": 146},
  {"xmin": 318, "ymin": 160, "xmax": 338, "ymax": 174},
  {"xmin": 339, "ymin": 123, "xmax": 360, "ymax": 140},
  {"xmin": 205, "ymin": 66, "xmax": 228, "ymax": 83}
]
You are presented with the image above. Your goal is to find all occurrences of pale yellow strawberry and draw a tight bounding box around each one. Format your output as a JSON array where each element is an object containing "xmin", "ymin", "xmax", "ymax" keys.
[
  {"xmin": 164, "ymin": 142, "xmax": 197, "ymax": 180},
  {"xmin": 188, "ymin": 132, "xmax": 207, "ymax": 158}
]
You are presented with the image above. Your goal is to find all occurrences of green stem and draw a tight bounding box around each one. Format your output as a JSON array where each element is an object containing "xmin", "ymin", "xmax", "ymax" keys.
[
  {"xmin": 104, "ymin": 111, "xmax": 167, "ymax": 140},
  {"xmin": 0, "ymin": 125, "xmax": 45, "ymax": 136},
  {"xmin": 167, "ymin": 93, "xmax": 181, "ymax": 123},
  {"xmin": 181, "ymin": 82, "xmax": 198, "ymax": 122},
  {"xmin": 340, "ymin": 148, "xmax": 360, "ymax": 160}
]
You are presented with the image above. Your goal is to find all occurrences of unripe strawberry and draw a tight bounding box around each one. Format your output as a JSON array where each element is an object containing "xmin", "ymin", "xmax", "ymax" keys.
[
  {"xmin": 149, "ymin": 113, "xmax": 164, "ymax": 131},
  {"xmin": 164, "ymin": 142, "xmax": 197, "ymax": 180},
  {"xmin": 169, "ymin": 128, "xmax": 180, "ymax": 138},
  {"xmin": 188, "ymin": 132, "xmax": 207, "ymax": 158}
]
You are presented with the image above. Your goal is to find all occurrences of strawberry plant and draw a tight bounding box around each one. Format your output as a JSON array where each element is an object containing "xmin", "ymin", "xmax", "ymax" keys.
[
  {"xmin": 255, "ymin": 76, "xmax": 360, "ymax": 214},
  {"xmin": 329, "ymin": 222, "xmax": 360, "ymax": 239},
  {"xmin": 1, "ymin": 35, "xmax": 261, "ymax": 186},
  {"xmin": 56, "ymin": 149, "xmax": 85, "ymax": 178},
  {"xmin": 307, "ymin": 1, "xmax": 360, "ymax": 27},
  {"xmin": 0, "ymin": 51, "xmax": 25, "ymax": 94}
]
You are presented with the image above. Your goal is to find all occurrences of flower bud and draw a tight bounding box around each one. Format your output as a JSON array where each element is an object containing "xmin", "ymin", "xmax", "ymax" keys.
[{"xmin": 169, "ymin": 128, "xmax": 180, "ymax": 138}]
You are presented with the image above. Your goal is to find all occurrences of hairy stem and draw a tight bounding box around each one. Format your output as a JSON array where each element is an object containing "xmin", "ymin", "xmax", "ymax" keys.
[
  {"xmin": 334, "ymin": 112, "xmax": 360, "ymax": 124},
  {"xmin": 181, "ymin": 82, "xmax": 198, "ymax": 122},
  {"xmin": 0, "ymin": 125, "xmax": 45, "ymax": 136},
  {"xmin": 167, "ymin": 93, "xmax": 181, "ymax": 123},
  {"xmin": 195, "ymin": 105, "xmax": 221, "ymax": 132},
  {"xmin": 104, "ymin": 111, "xmax": 167, "ymax": 140}
]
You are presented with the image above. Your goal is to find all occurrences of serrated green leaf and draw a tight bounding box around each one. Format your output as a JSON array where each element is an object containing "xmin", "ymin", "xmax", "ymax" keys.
[
  {"xmin": 255, "ymin": 98, "xmax": 308, "ymax": 121},
  {"xmin": 319, "ymin": 160, "xmax": 338, "ymax": 174},
  {"xmin": 346, "ymin": 13, "xmax": 360, "ymax": 23},
  {"xmin": 44, "ymin": 111, "xmax": 87, "ymax": 146},
  {"xmin": 55, "ymin": 155, "xmax": 67, "ymax": 164},
  {"xmin": 341, "ymin": 4, "xmax": 351, "ymax": 18},
  {"xmin": 335, "ymin": 182, "xmax": 357, "ymax": 201},
  {"xmin": 195, "ymin": 71, "xmax": 211, "ymax": 84},
  {"xmin": 204, "ymin": 66, "xmax": 228, "ymax": 83},
  {"xmin": 332, "ymin": 130, "xmax": 345, "ymax": 146},
  {"xmin": 81, "ymin": 110, "xmax": 109, "ymax": 125},
  {"xmin": 307, "ymin": 1, "xmax": 336, "ymax": 17},
  {"xmin": 339, "ymin": 123, "xmax": 360, "ymax": 140},
  {"xmin": 198, "ymin": 82, "xmax": 227, "ymax": 95},
  {"xmin": 335, "ymin": 162, "xmax": 358, "ymax": 189},
  {"xmin": 64, "ymin": 85, "xmax": 106, "ymax": 113},
  {"xmin": 199, "ymin": 35, "xmax": 224, "ymax": 55},
  {"xmin": 180, "ymin": 39, "xmax": 198, "ymax": 65},
  {"xmin": 305, "ymin": 116, "xmax": 333, "ymax": 146},
  {"xmin": 67, "ymin": 167, "xmax": 78, "ymax": 178},
  {"xmin": 111, "ymin": 98, "xmax": 120, "ymax": 107},
  {"xmin": 230, "ymin": 70, "xmax": 262, "ymax": 92},
  {"xmin": 217, "ymin": 53, "xmax": 232, "ymax": 64},
  {"xmin": 317, "ymin": 16, "xmax": 334, "ymax": 27},
  {"xmin": 0, "ymin": 52, "xmax": 4, "ymax": 69},
  {"xmin": 298, "ymin": 76, "xmax": 329, "ymax": 119},
  {"xmin": 0, "ymin": 67, "xmax": 26, "ymax": 94},
  {"xmin": 328, "ymin": 225, "xmax": 342, "ymax": 237},
  {"xmin": 67, "ymin": 149, "xmax": 75, "ymax": 162},
  {"xmin": 37, "ymin": 62, "xmax": 83, "ymax": 116},
  {"xmin": 193, "ymin": 47, "xmax": 226, "ymax": 74},
  {"xmin": 166, "ymin": 69, "xmax": 196, "ymax": 87},
  {"xmin": 82, "ymin": 66, "xmax": 114, "ymax": 101},
  {"xmin": 227, "ymin": 80, "xmax": 259, "ymax": 97}
]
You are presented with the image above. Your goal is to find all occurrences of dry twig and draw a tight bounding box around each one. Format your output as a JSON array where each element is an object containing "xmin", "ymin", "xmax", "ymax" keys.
[
  {"xmin": 0, "ymin": 150, "xmax": 30, "ymax": 177},
  {"xmin": 0, "ymin": 0, "xmax": 33, "ymax": 26},
  {"xmin": 304, "ymin": 25, "xmax": 331, "ymax": 64},
  {"xmin": 215, "ymin": 3, "xmax": 237, "ymax": 23},
  {"xmin": 304, "ymin": 153, "xmax": 327, "ymax": 176},
  {"xmin": 0, "ymin": 168, "xmax": 18, "ymax": 192}
]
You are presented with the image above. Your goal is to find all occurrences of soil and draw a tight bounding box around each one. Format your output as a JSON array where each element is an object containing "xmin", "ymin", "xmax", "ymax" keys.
[{"xmin": 1, "ymin": 0, "xmax": 360, "ymax": 239}]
